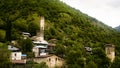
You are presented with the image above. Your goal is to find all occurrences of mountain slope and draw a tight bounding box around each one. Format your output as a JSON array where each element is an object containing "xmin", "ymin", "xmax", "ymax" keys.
[
  {"xmin": 115, "ymin": 25, "xmax": 120, "ymax": 32},
  {"xmin": 0, "ymin": 0, "xmax": 120, "ymax": 56},
  {"xmin": 0, "ymin": 0, "xmax": 120, "ymax": 67}
]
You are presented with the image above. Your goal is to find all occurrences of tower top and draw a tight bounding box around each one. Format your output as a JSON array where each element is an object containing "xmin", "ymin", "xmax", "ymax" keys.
[{"xmin": 105, "ymin": 44, "xmax": 115, "ymax": 47}]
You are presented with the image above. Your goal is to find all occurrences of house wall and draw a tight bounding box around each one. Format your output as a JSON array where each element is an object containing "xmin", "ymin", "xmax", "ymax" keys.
[
  {"xmin": 11, "ymin": 52, "xmax": 22, "ymax": 60},
  {"xmin": 105, "ymin": 47, "xmax": 115, "ymax": 62},
  {"xmin": 33, "ymin": 48, "xmax": 48, "ymax": 57},
  {"xmin": 34, "ymin": 55, "xmax": 64, "ymax": 68},
  {"xmin": 33, "ymin": 48, "xmax": 39, "ymax": 57}
]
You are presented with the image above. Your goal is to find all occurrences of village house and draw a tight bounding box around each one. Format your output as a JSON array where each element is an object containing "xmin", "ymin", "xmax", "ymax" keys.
[
  {"xmin": 34, "ymin": 55, "xmax": 64, "ymax": 68},
  {"xmin": 8, "ymin": 45, "xmax": 27, "ymax": 64},
  {"xmin": 32, "ymin": 40, "xmax": 48, "ymax": 57}
]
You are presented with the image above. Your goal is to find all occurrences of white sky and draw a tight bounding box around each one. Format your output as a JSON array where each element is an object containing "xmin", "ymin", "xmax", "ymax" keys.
[{"xmin": 60, "ymin": 0, "xmax": 120, "ymax": 28}]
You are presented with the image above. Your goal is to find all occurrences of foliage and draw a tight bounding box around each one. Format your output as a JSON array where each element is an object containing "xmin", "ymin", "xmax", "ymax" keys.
[
  {"xmin": 65, "ymin": 45, "xmax": 85, "ymax": 68},
  {"xmin": 110, "ymin": 56, "xmax": 120, "ymax": 68},
  {"xmin": 86, "ymin": 61, "xmax": 98, "ymax": 68},
  {"xmin": 92, "ymin": 47, "xmax": 111, "ymax": 68},
  {"xmin": 0, "ymin": 29, "xmax": 6, "ymax": 42},
  {"xmin": 34, "ymin": 62, "xmax": 48, "ymax": 68},
  {"xmin": 55, "ymin": 44, "xmax": 65, "ymax": 58},
  {"xmin": 18, "ymin": 38, "xmax": 33, "ymax": 53},
  {"xmin": 0, "ymin": 43, "xmax": 11, "ymax": 68}
]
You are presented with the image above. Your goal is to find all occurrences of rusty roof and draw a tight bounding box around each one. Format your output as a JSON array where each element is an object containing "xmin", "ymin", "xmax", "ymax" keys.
[{"xmin": 12, "ymin": 60, "xmax": 26, "ymax": 64}]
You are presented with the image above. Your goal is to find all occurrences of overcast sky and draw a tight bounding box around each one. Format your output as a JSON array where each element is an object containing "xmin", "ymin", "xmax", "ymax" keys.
[{"xmin": 60, "ymin": 0, "xmax": 120, "ymax": 28}]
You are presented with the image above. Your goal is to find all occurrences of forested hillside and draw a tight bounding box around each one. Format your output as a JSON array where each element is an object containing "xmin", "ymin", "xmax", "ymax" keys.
[{"xmin": 1, "ymin": 0, "xmax": 120, "ymax": 68}]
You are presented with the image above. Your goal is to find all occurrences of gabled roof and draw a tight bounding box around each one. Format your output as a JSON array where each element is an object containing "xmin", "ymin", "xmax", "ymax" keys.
[
  {"xmin": 33, "ymin": 45, "xmax": 47, "ymax": 48},
  {"xmin": 33, "ymin": 40, "xmax": 48, "ymax": 45},
  {"xmin": 8, "ymin": 45, "xmax": 20, "ymax": 51},
  {"xmin": 22, "ymin": 32, "xmax": 31, "ymax": 36}
]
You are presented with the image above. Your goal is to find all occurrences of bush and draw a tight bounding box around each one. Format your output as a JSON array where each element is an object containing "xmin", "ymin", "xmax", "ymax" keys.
[{"xmin": 0, "ymin": 30, "xmax": 6, "ymax": 42}]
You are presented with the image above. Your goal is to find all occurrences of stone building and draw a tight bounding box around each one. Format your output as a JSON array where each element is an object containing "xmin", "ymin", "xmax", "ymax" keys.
[
  {"xmin": 34, "ymin": 55, "xmax": 64, "ymax": 68},
  {"xmin": 32, "ymin": 40, "xmax": 48, "ymax": 57},
  {"xmin": 105, "ymin": 44, "xmax": 115, "ymax": 62},
  {"xmin": 32, "ymin": 16, "xmax": 48, "ymax": 57},
  {"xmin": 8, "ymin": 45, "xmax": 27, "ymax": 64}
]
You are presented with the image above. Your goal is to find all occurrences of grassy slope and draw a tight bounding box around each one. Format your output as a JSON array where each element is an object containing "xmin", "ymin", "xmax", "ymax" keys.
[{"xmin": 0, "ymin": 0, "xmax": 120, "ymax": 55}]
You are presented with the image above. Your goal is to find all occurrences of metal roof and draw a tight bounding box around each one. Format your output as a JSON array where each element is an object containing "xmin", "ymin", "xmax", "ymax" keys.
[
  {"xmin": 33, "ymin": 45, "xmax": 47, "ymax": 48},
  {"xmin": 8, "ymin": 45, "xmax": 20, "ymax": 51},
  {"xmin": 33, "ymin": 40, "xmax": 48, "ymax": 44}
]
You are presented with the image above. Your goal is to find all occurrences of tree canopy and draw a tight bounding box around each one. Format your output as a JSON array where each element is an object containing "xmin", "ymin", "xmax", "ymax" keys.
[{"xmin": 0, "ymin": 43, "xmax": 11, "ymax": 68}]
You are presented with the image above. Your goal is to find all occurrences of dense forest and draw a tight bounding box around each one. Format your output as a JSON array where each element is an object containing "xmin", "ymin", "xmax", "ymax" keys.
[{"xmin": 1, "ymin": 0, "xmax": 120, "ymax": 68}]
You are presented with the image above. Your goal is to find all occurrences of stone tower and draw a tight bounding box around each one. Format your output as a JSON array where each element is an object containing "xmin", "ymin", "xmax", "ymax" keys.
[
  {"xmin": 105, "ymin": 44, "xmax": 115, "ymax": 62},
  {"xmin": 37, "ymin": 16, "xmax": 44, "ymax": 41}
]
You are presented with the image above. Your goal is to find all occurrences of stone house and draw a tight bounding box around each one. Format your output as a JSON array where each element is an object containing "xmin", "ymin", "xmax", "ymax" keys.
[
  {"xmin": 8, "ymin": 45, "xmax": 27, "ymax": 64},
  {"xmin": 105, "ymin": 44, "xmax": 115, "ymax": 62},
  {"xmin": 34, "ymin": 55, "xmax": 64, "ymax": 68},
  {"xmin": 32, "ymin": 40, "xmax": 48, "ymax": 57}
]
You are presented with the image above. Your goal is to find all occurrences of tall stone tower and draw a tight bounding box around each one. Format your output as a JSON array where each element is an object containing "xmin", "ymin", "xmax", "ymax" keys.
[
  {"xmin": 105, "ymin": 44, "xmax": 115, "ymax": 62},
  {"xmin": 37, "ymin": 16, "xmax": 44, "ymax": 41}
]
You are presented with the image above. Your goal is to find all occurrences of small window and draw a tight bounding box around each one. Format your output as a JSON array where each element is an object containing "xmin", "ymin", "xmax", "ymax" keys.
[
  {"xmin": 15, "ymin": 53, "xmax": 17, "ymax": 56},
  {"xmin": 49, "ymin": 58, "xmax": 51, "ymax": 61},
  {"xmin": 11, "ymin": 46, "xmax": 13, "ymax": 48},
  {"xmin": 55, "ymin": 58, "xmax": 57, "ymax": 61}
]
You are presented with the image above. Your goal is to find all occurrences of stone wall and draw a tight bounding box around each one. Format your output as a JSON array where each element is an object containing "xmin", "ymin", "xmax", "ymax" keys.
[{"xmin": 34, "ymin": 55, "xmax": 64, "ymax": 68}]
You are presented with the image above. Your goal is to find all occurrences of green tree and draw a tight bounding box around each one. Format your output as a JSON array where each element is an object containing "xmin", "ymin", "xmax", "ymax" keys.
[
  {"xmin": 28, "ymin": 22, "xmax": 39, "ymax": 36},
  {"xmin": 34, "ymin": 62, "xmax": 48, "ymax": 68},
  {"xmin": 0, "ymin": 43, "xmax": 11, "ymax": 68},
  {"xmin": 0, "ymin": 0, "xmax": 21, "ymax": 41},
  {"xmin": 110, "ymin": 56, "xmax": 120, "ymax": 68},
  {"xmin": 86, "ymin": 61, "xmax": 98, "ymax": 68},
  {"xmin": 0, "ymin": 0, "xmax": 38, "ymax": 41},
  {"xmin": 11, "ymin": 28, "xmax": 21, "ymax": 40},
  {"xmin": 66, "ymin": 46, "xmax": 84, "ymax": 68},
  {"xmin": 55, "ymin": 44, "xmax": 65, "ymax": 58},
  {"xmin": 18, "ymin": 38, "xmax": 33, "ymax": 53},
  {"xmin": 0, "ymin": 29, "xmax": 6, "ymax": 42},
  {"xmin": 92, "ymin": 47, "xmax": 111, "ymax": 68}
]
